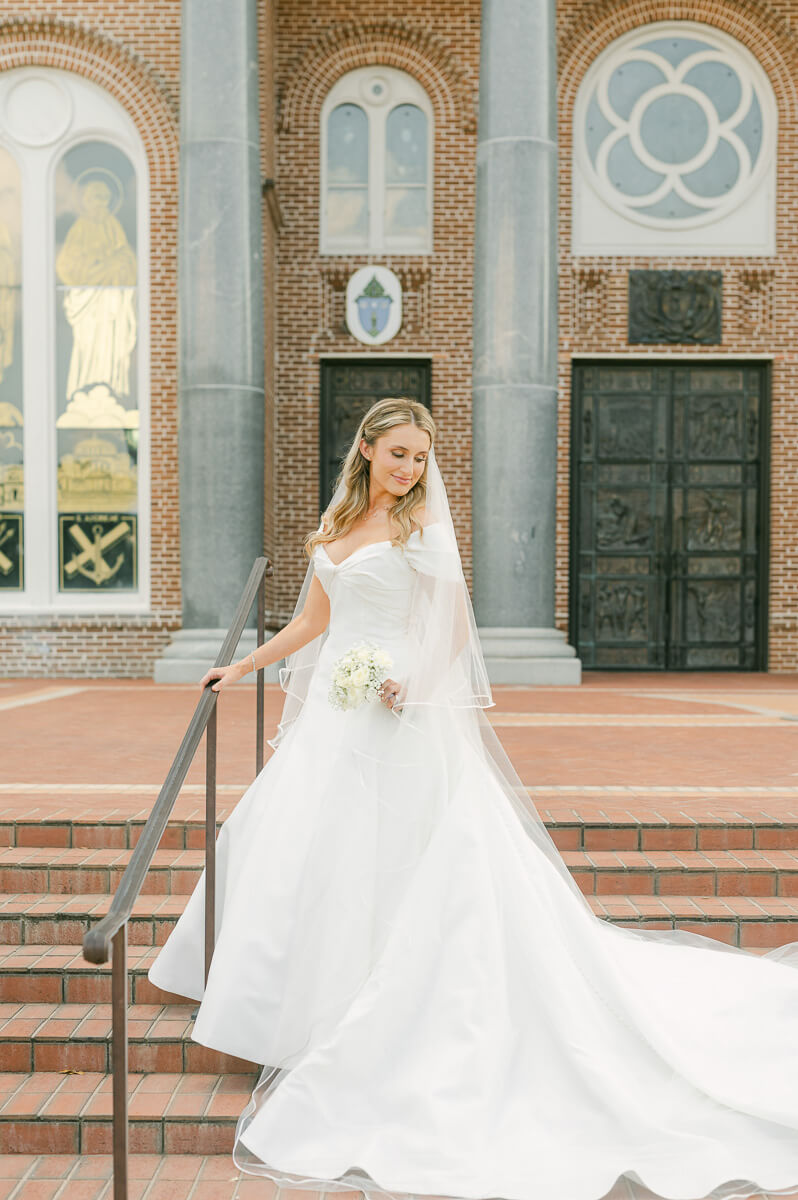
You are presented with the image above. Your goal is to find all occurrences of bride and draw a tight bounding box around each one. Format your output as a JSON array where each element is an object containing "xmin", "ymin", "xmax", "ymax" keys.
[{"xmin": 148, "ymin": 398, "xmax": 798, "ymax": 1200}]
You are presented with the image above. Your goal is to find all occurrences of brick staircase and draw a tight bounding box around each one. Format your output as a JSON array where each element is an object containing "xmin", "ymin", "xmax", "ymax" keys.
[{"xmin": 1, "ymin": 801, "xmax": 797, "ymax": 1178}]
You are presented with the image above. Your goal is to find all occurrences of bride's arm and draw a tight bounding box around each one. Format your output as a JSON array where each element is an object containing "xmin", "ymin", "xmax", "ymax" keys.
[{"xmin": 200, "ymin": 574, "xmax": 330, "ymax": 692}]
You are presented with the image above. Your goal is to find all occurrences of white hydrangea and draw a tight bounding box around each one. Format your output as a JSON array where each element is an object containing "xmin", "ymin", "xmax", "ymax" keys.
[{"xmin": 328, "ymin": 640, "xmax": 394, "ymax": 711}]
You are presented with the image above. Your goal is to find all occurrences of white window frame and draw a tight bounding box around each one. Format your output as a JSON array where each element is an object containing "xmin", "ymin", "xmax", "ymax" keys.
[
  {"xmin": 0, "ymin": 67, "xmax": 151, "ymax": 616},
  {"xmin": 320, "ymin": 65, "xmax": 434, "ymax": 255}
]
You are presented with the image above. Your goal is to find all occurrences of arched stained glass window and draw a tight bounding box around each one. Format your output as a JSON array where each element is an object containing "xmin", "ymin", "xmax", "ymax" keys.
[
  {"xmin": 0, "ymin": 68, "xmax": 149, "ymax": 614},
  {"xmin": 321, "ymin": 67, "xmax": 433, "ymax": 253}
]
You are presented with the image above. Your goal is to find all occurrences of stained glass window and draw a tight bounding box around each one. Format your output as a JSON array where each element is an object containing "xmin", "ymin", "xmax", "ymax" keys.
[
  {"xmin": 0, "ymin": 67, "xmax": 148, "ymax": 613},
  {"xmin": 0, "ymin": 147, "xmax": 22, "ymax": 591},
  {"xmin": 55, "ymin": 142, "xmax": 139, "ymax": 591},
  {"xmin": 321, "ymin": 67, "xmax": 433, "ymax": 253}
]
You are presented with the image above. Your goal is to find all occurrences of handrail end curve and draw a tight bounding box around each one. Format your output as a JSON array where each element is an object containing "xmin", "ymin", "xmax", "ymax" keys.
[{"xmin": 83, "ymin": 925, "xmax": 112, "ymax": 965}]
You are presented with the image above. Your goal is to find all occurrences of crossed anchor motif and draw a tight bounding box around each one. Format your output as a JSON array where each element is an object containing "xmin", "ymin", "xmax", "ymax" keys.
[
  {"xmin": 0, "ymin": 518, "xmax": 15, "ymax": 576},
  {"xmin": 64, "ymin": 520, "xmax": 131, "ymax": 585}
]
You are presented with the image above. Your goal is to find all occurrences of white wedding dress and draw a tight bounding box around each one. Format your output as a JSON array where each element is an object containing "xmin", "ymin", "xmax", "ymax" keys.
[{"xmin": 148, "ymin": 524, "xmax": 798, "ymax": 1200}]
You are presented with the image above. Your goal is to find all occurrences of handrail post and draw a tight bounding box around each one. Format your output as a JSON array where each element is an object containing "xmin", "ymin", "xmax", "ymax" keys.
[
  {"xmin": 256, "ymin": 573, "xmax": 265, "ymax": 774},
  {"xmin": 204, "ymin": 705, "xmax": 217, "ymax": 984},
  {"xmin": 111, "ymin": 924, "xmax": 128, "ymax": 1200}
]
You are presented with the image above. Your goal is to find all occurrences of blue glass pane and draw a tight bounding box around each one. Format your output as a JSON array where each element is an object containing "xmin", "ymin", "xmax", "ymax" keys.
[
  {"xmin": 386, "ymin": 105, "xmax": 427, "ymax": 185},
  {"xmin": 327, "ymin": 104, "xmax": 368, "ymax": 185},
  {"xmin": 639, "ymin": 37, "xmax": 711, "ymax": 67},
  {"xmin": 734, "ymin": 93, "xmax": 762, "ymax": 166},
  {"xmin": 607, "ymin": 60, "xmax": 666, "ymax": 120},
  {"xmin": 639, "ymin": 93, "xmax": 708, "ymax": 164},
  {"xmin": 606, "ymin": 136, "xmax": 665, "ymax": 196},
  {"xmin": 637, "ymin": 189, "xmax": 705, "ymax": 217},
  {"xmin": 385, "ymin": 186, "xmax": 427, "ymax": 239},
  {"xmin": 683, "ymin": 61, "xmax": 742, "ymax": 122},
  {"xmin": 327, "ymin": 188, "xmax": 368, "ymax": 241},
  {"xmin": 682, "ymin": 138, "xmax": 739, "ymax": 197},
  {"xmin": 585, "ymin": 94, "xmax": 615, "ymax": 165}
]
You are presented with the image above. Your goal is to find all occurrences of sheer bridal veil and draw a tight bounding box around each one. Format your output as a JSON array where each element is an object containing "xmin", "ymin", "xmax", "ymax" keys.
[{"xmin": 266, "ymin": 443, "xmax": 798, "ymax": 973}]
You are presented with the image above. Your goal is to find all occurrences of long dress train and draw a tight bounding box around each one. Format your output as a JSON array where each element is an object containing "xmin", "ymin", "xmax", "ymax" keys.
[{"xmin": 148, "ymin": 526, "xmax": 798, "ymax": 1200}]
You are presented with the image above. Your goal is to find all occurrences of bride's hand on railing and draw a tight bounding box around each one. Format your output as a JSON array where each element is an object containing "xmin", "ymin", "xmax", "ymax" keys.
[
  {"xmin": 377, "ymin": 677, "xmax": 402, "ymax": 709},
  {"xmin": 199, "ymin": 663, "xmax": 246, "ymax": 692}
]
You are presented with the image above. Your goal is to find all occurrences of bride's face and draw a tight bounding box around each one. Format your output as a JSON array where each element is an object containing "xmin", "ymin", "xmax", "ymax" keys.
[{"xmin": 362, "ymin": 423, "xmax": 431, "ymax": 499}]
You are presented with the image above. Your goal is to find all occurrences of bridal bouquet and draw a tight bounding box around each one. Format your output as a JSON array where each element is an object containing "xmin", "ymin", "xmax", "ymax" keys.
[{"xmin": 328, "ymin": 641, "xmax": 394, "ymax": 711}]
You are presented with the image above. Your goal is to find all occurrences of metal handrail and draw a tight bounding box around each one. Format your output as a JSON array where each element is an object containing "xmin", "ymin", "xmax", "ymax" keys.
[{"xmin": 81, "ymin": 554, "xmax": 273, "ymax": 1199}]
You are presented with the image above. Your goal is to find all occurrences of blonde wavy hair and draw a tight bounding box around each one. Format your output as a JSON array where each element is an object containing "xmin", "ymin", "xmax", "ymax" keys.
[{"xmin": 305, "ymin": 397, "xmax": 436, "ymax": 559}]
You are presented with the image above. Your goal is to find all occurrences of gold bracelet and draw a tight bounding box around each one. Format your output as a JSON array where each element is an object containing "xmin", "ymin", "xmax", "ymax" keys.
[{"xmin": 250, "ymin": 651, "xmax": 257, "ymax": 675}]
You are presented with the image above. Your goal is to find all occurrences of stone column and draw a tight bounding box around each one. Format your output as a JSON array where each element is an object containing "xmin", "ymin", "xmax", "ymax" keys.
[
  {"xmin": 471, "ymin": 0, "xmax": 580, "ymax": 683},
  {"xmin": 156, "ymin": 0, "xmax": 275, "ymax": 681}
]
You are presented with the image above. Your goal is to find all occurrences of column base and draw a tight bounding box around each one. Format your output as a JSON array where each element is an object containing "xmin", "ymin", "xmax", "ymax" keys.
[
  {"xmin": 153, "ymin": 628, "xmax": 282, "ymax": 684},
  {"xmin": 478, "ymin": 626, "xmax": 582, "ymax": 685}
]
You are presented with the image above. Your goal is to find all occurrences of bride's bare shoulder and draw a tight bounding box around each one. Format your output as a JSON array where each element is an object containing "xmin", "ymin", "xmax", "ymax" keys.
[{"xmin": 413, "ymin": 506, "xmax": 434, "ymax": 529}]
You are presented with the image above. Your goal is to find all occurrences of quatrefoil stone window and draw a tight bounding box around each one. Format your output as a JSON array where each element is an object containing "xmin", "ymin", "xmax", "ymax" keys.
[{"xmin": 573, "ymin": 23, "xmax": 776, "ymax": 254}]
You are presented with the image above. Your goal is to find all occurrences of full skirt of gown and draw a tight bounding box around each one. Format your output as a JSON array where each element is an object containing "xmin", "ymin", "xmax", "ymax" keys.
[{"xmin": 148, "ymin": 537, "xmax": 798, "ymax": 1200}]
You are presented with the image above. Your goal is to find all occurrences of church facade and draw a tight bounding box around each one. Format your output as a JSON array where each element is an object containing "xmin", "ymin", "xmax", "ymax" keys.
[{"xmin": 0, "ymin": 1, "xmax": 795, "ymax": 677}]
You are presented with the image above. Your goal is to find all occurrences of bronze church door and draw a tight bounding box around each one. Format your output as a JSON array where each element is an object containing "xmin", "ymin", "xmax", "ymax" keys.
[
  {"xmin": 571, "ymin": 362, "xmax": 768, "ymax": 670},
  {"xmin": 319, "ymin": 360, "xmax": 431, "ymax": 508}
]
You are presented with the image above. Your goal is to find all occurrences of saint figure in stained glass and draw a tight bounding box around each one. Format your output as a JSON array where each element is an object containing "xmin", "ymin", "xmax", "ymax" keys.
[{"xmin": 56, "ymin": 176, "xmax": 137, "ymax": 403}]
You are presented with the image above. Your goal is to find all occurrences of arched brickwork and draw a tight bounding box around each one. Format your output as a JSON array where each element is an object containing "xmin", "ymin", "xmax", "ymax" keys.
[{"xmin": 278, "ymin": 19, "xmax": 477, "ymax": 134}]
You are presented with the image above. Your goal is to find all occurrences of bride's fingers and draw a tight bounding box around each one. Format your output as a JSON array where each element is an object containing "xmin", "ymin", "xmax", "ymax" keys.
[{"xmin": 378, "ymin": 677, "xmax": 400, "ymax": 707}]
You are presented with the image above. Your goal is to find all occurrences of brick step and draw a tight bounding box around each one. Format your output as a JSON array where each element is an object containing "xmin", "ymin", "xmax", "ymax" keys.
[
  {"xmin": 4, "ymin": 845, "xmax": 798, "ymax": 900},
  {"xmin": 3, "ymin": 807, "xmax": 798, "ymax": 851},
  {"xmin": 0, "ymin": 1001, "xmax": 257, "ymax": 1075},
  {"xmin": 0, "ymin": 847, "xmax": 204, "ymax": 895},
  {"xmin": 565, "ymin": 848, "xmax": 798, "ymax": 897},
  {"xmin": 548, "ymin": 811, "xmax": 798, "ymax": 852},
  {"xmin": 0, "ymin": 1071, "xmax": 256, "ymax": 1155},
  {"xmin": 1, "ymin": 890, "xmax": 796, "ymax": 951},
  {"xmin": 0, "ymin": 944, "xmax": 178, "ymax": 1005},
  {"xmin": 0, "ymin": 1155, "xmax": 282, "ymax": 1195},
  {"xmin": 0, "ymin": 817, "xmax": 222, "ymax": 852},
  {"xmin": 0, "ymin": 894, "xmax": 180, "ymax": 946}
]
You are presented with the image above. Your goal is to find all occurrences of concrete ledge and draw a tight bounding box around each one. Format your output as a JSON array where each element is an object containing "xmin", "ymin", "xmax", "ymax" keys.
[
  {"xmin": 478, "ymin": 626, "xmax": 582, "ymax": 685},
  {"xmin": 153, "ymin": 628, "xmax": 282, "ymax": 684}
]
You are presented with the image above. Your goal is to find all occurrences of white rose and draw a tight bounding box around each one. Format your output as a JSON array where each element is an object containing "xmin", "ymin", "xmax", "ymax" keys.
[{"xmin": 350, "ymin": 666, "xmax": 369, "ymax": 687}]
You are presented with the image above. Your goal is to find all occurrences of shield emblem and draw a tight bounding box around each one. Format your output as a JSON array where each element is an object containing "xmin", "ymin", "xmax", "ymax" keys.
[{"xmin": 356, "ymin": 275, "xmax": 393, "ymax": 338}]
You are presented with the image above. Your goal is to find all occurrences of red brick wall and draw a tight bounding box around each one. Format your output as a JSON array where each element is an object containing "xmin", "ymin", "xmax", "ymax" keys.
[
  {"xmin": 556, "ymin": 0, "xmax": 798, "ymax": 670},
  {"xmin": 5, "ymin": 0, "xmax": 798, "ymax": 675},
  {"xmin": 268, "ymin": 6, "xmax": 481, "ymax": 622}
]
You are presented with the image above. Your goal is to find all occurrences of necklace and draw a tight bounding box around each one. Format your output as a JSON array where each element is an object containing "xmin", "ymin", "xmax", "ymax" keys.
[{"xmin": 363, "ymin": 502, "xmax": 393, "ymax": 521}]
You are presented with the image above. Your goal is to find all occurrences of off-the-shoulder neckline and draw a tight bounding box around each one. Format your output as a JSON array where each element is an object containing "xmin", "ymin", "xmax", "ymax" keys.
[{"xmin": 316, "ymin": 522, "xmax": 439, "ymax": 569}]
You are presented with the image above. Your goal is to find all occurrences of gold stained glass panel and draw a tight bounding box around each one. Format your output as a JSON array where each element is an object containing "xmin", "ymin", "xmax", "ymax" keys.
[
  {"xmin": 0, "ymin": 145, "xmax": 23, "ymax": 589},
  {"xmin": 59, "ymin": 512, "xmax": 137, "ymax": 591},
  {"xmin": 55, "ymin": 141, "xmax": 138, "ymax": 590}
]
